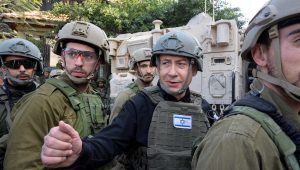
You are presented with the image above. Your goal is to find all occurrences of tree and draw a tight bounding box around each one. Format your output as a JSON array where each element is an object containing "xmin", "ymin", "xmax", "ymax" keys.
[
  {"xmin": 50, "ymin": 0, "xmax": 246, "ymax": 36},
  {"xmin": 0, "ymin": 0, "xmax": 41, "ymax": 13}
]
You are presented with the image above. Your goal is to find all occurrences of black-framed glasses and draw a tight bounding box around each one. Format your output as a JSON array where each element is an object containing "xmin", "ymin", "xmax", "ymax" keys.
[
  {"xmin": 3, "ymin": 60, "xmax": 36, "ymax": 69},
  {"xmin": 63, "ymin": 48, "xmax": 98, "ymax": 62}
]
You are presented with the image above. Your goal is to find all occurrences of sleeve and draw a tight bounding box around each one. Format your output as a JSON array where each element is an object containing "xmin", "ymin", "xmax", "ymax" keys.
[
  {"xmin": 4, "ymin": 91, "xmax": 70, "ymax": 170},
  {"xmin": 72, "ymin": 92, "xmax": 154, "ymax": 169},
  {"xmin": 192, "ymin": 115, "xmax": 282, "ymax": 170}
]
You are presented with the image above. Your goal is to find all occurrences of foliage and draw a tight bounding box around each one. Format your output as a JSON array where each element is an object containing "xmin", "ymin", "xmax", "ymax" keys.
[
  {"xmin": 51, "ymin": 0, "xmax": 246, "ymax": 37},
  {"xmin": 0, "ymin": 0, "xmax": 41, "ymax": 13}
]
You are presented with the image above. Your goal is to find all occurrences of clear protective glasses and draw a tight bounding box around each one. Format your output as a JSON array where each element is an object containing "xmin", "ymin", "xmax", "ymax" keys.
[{"xmin": 63, "ymin": 48, "xmax": 98, "ymax": 63}]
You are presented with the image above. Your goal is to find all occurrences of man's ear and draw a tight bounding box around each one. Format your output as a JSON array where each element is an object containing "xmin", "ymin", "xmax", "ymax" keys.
[
  {"xmin": 251, "ymin": 44, "xmax": 268, "ymax": 67},
  {"xmin": 192, "ymin": 64, "xmax": 198, "ymax": 76}
]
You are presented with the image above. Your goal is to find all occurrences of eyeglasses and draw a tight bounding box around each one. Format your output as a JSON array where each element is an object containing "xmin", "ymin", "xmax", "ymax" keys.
[
  {"xmin": 4, "ymin": 60, "xmax": 36, "ymax": 69},
  {"xmin": 63, "ymin": 48, "xmax": 98, "ymax": 62}
]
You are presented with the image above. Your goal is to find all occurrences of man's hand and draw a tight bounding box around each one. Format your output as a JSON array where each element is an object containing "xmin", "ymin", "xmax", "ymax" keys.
[{"xmin": 41, "ymin": 121, "xmax": 82, "ymax": 168}]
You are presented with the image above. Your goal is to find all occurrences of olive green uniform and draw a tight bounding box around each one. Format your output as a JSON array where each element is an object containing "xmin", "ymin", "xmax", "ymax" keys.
[
  {"xmin": 192, "ymin": 79, "xmax": 299, "ymax": 170},
  {"xmin": 109, "ymin": 78, "xmax": 150, "ymax": 123},
  {"xmin": 4, "ymin": 73, "xmax": 106, "ymax": 170}
]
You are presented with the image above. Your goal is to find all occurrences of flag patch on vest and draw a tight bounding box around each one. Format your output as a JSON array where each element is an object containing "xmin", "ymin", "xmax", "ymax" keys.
[{"xmin": 173, "ymin": 114, "xmax": 192, "ymax": 129}]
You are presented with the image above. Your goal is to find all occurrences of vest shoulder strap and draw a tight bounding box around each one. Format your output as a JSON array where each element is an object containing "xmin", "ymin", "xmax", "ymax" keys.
[
  {"xmin": 46, "ymin": 78, "xmax": 80, "ymax": 110},
  {"xmin": 143, "ymin": 86, "xmax": 163, "ymax": 104},
  {"xmin": 190, "ymin": 90, "xmax": 202, "ymax": 105},
  {"xmin": 229, "ymin": 106, "xmax": 299, "ymax": 170}
]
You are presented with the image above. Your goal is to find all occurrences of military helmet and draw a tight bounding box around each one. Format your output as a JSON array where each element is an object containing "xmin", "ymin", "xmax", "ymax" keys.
[
  {"xmin": 241, "ymin": 0, "xmax": 300, "ymax": 61},
  {"xmin": 44, "ymin": 67, "xmax": 52, "ymax": 73},
  {"xmin": 49, "ymin": 69, "xmax": 64, "ymax": 78},
  {"xmin": 128, "ymin": 48, "xmax": 152, "ymax": 70},
  {"xmin": 53, "ymin": 21, "xmax": 110, "ymax": 63},
  {"xmin": 151, "ymin": 31, "xmax": 203, "ymax": 71},
  {"xmin": 0, "ymin": 38, "xmax": 43, "ymax": 75}
]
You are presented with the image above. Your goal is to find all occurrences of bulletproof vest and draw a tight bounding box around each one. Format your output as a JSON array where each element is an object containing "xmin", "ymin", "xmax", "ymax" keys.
[
  {"xmin": 46, "ymin": 78, "xmax": 105, "ymax": 137},
  {"xmin": 130, "ymin": 86, "xmax": 210, "ymax": 170},
  {"xmin": 223, "ymin": 92, "xmax": 299, "ymax": 170}
]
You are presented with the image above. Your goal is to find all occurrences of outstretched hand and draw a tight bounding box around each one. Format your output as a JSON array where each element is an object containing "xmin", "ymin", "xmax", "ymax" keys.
[{"xmin": 41, "ymin": 121, "xmax": 82, "ymax": 168}]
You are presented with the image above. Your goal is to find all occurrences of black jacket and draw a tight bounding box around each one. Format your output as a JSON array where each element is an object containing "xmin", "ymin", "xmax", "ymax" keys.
[{"xmin": 72, "ymin": 82, "xmax": 209, "ymax": 169}]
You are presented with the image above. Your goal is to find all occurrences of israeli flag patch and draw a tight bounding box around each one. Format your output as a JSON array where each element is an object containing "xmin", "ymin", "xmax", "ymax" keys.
[{"xmin": 173, "ymin": 114, "xmax": 192, "ymax": 129}]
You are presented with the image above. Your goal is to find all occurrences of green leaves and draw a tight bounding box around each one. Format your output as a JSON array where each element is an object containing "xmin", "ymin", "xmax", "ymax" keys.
[
  {"xmin": 0, "ymin": 0, "xmax": 41, "ymax": 13},
  {"xmin": 50, "ymin": 0, "xmax": 245, "ymax": 37}
]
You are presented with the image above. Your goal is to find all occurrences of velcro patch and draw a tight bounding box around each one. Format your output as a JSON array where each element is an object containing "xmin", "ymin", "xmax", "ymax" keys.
[{"xmin": 173, "ymin": 114, "xmax": 192, "ymax": 129}]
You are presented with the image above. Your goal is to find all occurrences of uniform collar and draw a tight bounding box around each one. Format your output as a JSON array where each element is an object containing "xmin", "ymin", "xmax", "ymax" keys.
[
  {"xmin": 251, "ymin": 79, "xmax": 300, "ymax": 129},
  {"xmin": 56, "ymin": 73, "xmax": 93, "ymax": 94}
]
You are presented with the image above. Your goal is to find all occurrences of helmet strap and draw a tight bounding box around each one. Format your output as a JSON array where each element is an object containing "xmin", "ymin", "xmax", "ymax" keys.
[
  {"xmin": 6, "ymin": 74, "xmax": 34, "ymax": 87},
  {"xmin": 259, "ymin": 25, "xmax": 300, "ymax": 101}
]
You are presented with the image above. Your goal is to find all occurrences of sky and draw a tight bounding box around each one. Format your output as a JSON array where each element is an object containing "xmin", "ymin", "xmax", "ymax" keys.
[{"xmin": 225, "ymin": 0, "xmax": 269, "ymax": 23}]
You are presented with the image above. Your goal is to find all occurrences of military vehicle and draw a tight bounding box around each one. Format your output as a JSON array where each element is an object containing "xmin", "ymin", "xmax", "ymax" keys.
[{"xmin": 108, "ymin": 12, "xmax": 249, "ymax": 118}]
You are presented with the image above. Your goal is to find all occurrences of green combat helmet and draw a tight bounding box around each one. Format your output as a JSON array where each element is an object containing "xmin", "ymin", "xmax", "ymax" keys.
[
  {"xmin": 0, "ymin": 38, "xmax": 43, "ymax": 75},
  {"xmin": 128, "ymin": 48, "xmax": 152, "ymax": 70},
  {"xmin": 53, "ymin": 21, "xmax": 110, "ymax": 84},
  {"xmin": 241, "ymin": 0, "xmax": 300, "ymax": 101},
  {"xmin": 151, "ymin": 31, "xmax": 203, "ymax": 71},
  {"xmin": 53, "ymin": 21, "xmax": 110, "ymax": 63}
]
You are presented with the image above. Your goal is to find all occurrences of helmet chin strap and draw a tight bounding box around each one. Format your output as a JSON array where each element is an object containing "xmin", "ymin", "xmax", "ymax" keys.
[
  {"xmin": 6, "ymin": 75, "xmax": 34, "ymax": 86},
  {"xmin": 65, "ymin": 71, "xmax": 91, "ymax": 84},
  {"xmin": 256, "ymin": 25, "xmax": 300, "ymax": 102}
]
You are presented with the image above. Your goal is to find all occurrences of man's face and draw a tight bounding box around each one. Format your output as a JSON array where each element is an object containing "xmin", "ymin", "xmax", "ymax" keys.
[
  {"xmin": 158, "ymin": 54, "xmax": 197, "ymax": 97},
  {"xmin": 278, "ymin": 23, "xmax": 300, "ymax": 88},
  {"xmin": 136, "ymin": 60, "xmax": 156, "ymax": 83},
  {"xmin": 4, "ymin": 56, "xmax": 35, "ymax": 82},
  {"xmin": 62, "ymin": 42, "xmax": 98, "ymax": 79},
  {"xmin": 98, "ymin": 81, "xmax": 105, "ymax": 88},
  {"xmin": 44, "ymin": 71, "xmax": 49, "ymax": 78}
]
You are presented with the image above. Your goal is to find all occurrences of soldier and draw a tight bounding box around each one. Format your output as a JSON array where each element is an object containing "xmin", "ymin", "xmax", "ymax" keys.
[
  {"xmin": 49, "ymin": 68, "xmax": 64, "ymax": 78},
  {"xmin": 109, "ymin": 48, "xmax": 156, "ymax": 169},
  {"xmin": 0, "ymin": 38, "xmax": 42, "ymax": 169},
  {"xmin": 4, "ymin": 21, "xmax": 109, "ymax": 169},
  {"xmin": 192, "ymin": 0, "xmax": 300, "ymax": 169},
  {"xmin": 38, "ymin": 67, "xmax": 51, "ymax": 84},
  {"xmin": 109, "ymin": 47, "xmax": 156, "ymax": 123},
  {"xmin": 41, "ymin": 31, "xmax": 211, "ymax": 170},
  {"xmin": 96, "ymin": 77, "xmax": 111, "ymax": 122}
]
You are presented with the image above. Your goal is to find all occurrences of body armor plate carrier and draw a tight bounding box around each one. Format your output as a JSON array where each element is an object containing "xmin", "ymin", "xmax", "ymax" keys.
[
  {"xmin": 130, "ymin": 86, "xmax": 210, "ymax": 170},
  {"xmin": 46, "ymin": 78, "xmax": 105, "ymax": 137}
]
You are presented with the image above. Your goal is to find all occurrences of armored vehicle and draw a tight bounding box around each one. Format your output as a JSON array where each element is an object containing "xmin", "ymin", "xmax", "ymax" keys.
[{"xmin": 108, "ymin": 13, "xmax": 248, "ymax": 117}]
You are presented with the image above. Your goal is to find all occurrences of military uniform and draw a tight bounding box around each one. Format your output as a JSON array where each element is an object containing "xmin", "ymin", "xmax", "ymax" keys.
[
  {"xmin": 110, "ymin": 78, "xmax": 150, "ymax": 124},
  {"xmin": 192, "ymin": 79, "xmax": 299, "ymax": 170},
  {"xmin": 4, "ymin": 73, "xmax": 106, "ymax": 170},
  {"xmin": 0, "ymin": 79, "xmax": 37, "ymax": 169}
]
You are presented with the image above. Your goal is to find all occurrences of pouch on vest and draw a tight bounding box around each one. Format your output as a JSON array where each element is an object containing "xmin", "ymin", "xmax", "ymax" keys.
[{"xmin": 46, "ymin": 78, "xmax": 105, "ymax": 137}]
